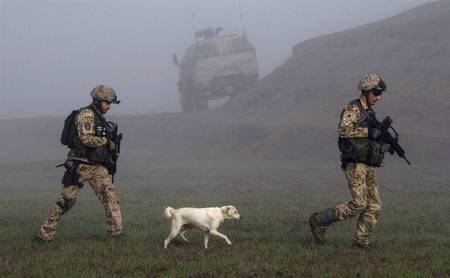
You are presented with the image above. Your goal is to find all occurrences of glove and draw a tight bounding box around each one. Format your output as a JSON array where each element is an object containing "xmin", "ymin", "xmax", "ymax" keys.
[
  {"xmin": 368, "ymin": 128, "xmax": 382, "ymax": 140},
  {"xmin": 381, "ymin": 143, "xmax": 392, "ymax": 153},
  {"xmin": 108, "ymin": 140, "xmax": 116, "ymax": 151}
]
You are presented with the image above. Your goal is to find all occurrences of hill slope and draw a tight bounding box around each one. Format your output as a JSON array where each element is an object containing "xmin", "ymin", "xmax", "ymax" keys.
[{"xmin": 223, "ymin": 0, "xmax": 450, "ymax": 133}]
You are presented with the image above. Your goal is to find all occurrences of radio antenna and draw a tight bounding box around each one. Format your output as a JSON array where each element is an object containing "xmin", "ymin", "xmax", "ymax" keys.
[
  {"xmin": 238, "ymin": 0, "xmax": 247, "ymax": 38},
  {"xmin": 189, "ymin": 0, "xmax": 198, "ymax": 41}
]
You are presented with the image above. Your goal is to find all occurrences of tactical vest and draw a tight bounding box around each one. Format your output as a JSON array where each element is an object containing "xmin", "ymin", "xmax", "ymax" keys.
[
  {"xmin": 72, "ymin": 105, "xmax": 111, "ymax": 164},
  {"xmin": 338, "ymin": 99, "xmax": 384, "ymax": 167}
]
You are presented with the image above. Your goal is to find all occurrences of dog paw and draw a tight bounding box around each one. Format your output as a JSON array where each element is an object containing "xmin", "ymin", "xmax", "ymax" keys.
[{"xmin": 227, "ymin": 241, "xmax": 232, "ymax": 245}]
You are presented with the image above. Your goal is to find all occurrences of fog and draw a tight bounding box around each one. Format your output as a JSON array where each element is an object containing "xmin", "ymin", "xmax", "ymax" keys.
[
  {"xmin": 0, "ymin": 0, "xmax": 434, "ymax": 119},
  {"xmin": 1, "ymin": 3, "xmax": 449, "ymax": 273}
]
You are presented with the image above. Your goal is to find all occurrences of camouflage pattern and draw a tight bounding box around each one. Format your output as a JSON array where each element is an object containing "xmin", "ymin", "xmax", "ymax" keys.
[
  {"xmin": 358, "ymin": 73, "xmax": 386, "ymax": 92},
  {"xmin": 76, "ymin": 108, "xmax": 107, "ymax": 147},
  {"xmin": 335, "ymin": 162, "xmax": 382, "ymax": 246},
  {"xmin": 39, "ymin": 206, "xmax": 64, "ymax": 241},
  {"xmin": 338, "ymin": 99, "xmax": 369, "ymax": 138},
  {"xmin": 39, "ymin": 163, "xmax": 123, "ymax": 241},
  {"xmin": 90, "ymin": 85, "xmax": 120, "ymax": 104}
]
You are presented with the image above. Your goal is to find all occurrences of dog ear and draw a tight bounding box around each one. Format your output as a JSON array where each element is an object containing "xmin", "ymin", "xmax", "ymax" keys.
[{"xmin": 221, "ymin": 206, "xmax": 231, "ymax": 217}]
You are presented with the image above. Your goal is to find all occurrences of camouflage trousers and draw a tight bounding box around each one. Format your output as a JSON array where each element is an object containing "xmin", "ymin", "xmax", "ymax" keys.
[
  {"xmin": 335, "ymin": 162, "xmax": 382, "ymax": 245},
  {"xmin": 39, "ymin": 163, "xmax": 123, "ymax": 241}
]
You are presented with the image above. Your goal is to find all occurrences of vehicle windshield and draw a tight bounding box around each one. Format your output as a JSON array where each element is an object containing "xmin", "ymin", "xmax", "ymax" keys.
[
  {"xmin": 191, "ymin": 43, "xmax": 220, "ymax": 60},
  {"xmin": 188, "ymin": 36, "xmax": 254, "ymax": 61},
  {"xmin": 224, "ymin": 37, "xmax": 254, "ymax": 54}
]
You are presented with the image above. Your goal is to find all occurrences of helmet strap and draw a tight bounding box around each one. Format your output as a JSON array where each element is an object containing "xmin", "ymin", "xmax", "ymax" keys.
[
  {"xmin": 366, "ymin": 94, "xmax": 371, "ymax": 107},
  {"xmin": 360, "ymin": 91, "xmax": 371, "ymax": 108},
  {"xmin": 92, "ymin": 99, "xmax": 106, "ymax": 114}
]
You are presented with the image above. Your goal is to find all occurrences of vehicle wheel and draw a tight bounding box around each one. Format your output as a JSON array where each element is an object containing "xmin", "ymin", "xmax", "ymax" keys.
[
  {"xmin": 180, "ymin": 93, "xmax": 194, "ymax": 113},
  {"xmin": 194, "ymin": 95, "xmax": 209, "ymax": 111}
]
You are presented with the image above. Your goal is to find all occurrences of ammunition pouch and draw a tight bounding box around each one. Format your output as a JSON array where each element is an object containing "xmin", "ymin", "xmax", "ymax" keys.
[
  {"xmin": 339, "ymin": 137, "xmax": 384, "ymax": 167},
  {"xmin": 61, "ymin": 160, "xmax": 84, "ymax": 188},
  {"xmin": 72, "ymin": 139, "xmax": 111, "ymax": 165},
  {"xmin": 86, "ymin": 145, "xmax": 112, "ymax": 165}
]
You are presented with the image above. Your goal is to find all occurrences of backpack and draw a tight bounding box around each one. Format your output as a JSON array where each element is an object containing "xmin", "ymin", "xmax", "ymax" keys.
[{"xmin": 60, "ymin": 109, "xmax": 80, "ymax": 149}]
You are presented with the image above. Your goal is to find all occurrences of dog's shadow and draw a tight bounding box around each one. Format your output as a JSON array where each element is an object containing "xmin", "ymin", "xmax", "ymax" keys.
[
  {"xmin": 163, "ymin": 239, "xmax": 212, "ymax": 256},
  {"xmin": 169, "ymin": 239, "xmax": 189, "ymax": 247}
]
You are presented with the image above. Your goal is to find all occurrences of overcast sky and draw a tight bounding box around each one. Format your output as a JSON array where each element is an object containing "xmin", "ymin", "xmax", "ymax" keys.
[{"xmin": 0, "ymin": 0, "xmax": 434, "ymax": 118}]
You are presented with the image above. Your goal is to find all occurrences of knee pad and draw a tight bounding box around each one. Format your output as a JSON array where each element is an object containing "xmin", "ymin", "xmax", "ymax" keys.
[
  {"xmin": 56, "ymin": 197, "xmax": 76, "ymax": 214},
  {"xmin": 315, "ymin": 207, "xmax": 338, "ymax": 226}
]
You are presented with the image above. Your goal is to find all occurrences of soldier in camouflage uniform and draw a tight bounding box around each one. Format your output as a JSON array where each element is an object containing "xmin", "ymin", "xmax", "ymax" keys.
[
  {"xmin": 38, "ymin": 85, "xmax": 123, "ymax": 241},
  {"xmin": 309, "ymin": 74, "xmax": 388, "ymax": 250}
]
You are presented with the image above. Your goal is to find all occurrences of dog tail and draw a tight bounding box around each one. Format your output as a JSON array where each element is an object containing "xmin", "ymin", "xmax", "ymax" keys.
[{"xmin": 164, "ymin": 207, "xmax": 175, "ymax": 219}]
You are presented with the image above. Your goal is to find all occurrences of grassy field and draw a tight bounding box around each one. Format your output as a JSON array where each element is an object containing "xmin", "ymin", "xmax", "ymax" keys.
[{"xmin": 1, "ymin": 159, "xmax": 449, "ymax": 277}]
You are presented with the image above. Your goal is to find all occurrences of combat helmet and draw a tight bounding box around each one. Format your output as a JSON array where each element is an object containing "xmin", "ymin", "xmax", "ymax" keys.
[
  {"xmin": 358, "ymin": 73, "xmax": 387, "ymax": 95},
  {"xmin": 90, "ymin": 85, "xmax": 120, "ymax": 104}
]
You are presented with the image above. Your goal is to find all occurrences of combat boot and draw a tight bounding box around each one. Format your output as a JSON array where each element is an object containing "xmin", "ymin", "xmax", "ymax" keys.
[
  {"xmin": 309, "ymin": 207, "xmax": 339, "ymax": 245},
  {"xmin": 32, "ymin": 235, "xmax": 53, "ymax": 244},
  {"xmin": 109, "ymin": 233, "xmax": 127, "ymax": 241},
  {"xmin": 351, "ymin": 241, "xmax": 371, "ymax": 251}
]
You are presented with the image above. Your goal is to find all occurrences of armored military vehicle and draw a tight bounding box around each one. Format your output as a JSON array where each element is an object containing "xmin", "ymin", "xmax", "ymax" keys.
[{"xmin": 173, "ymin": 27, "xmax": 259, "ymax": 112}]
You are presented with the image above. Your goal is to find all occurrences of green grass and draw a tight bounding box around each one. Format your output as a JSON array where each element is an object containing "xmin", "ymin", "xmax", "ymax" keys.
[{"xmin": 1, "ymin": 159, "xmax": 449, "ymax": 277}]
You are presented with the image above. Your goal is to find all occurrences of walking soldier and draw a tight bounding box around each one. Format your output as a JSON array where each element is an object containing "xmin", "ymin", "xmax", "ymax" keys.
[{"xmin": 38, "ymin": 85, "xmax": 123, "ymax": 241}]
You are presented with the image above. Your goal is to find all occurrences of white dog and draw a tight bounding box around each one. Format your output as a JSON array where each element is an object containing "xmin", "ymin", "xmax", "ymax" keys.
[{"xmin": 163, "ymin": 205, "xmax": 241, "ymax": 249}]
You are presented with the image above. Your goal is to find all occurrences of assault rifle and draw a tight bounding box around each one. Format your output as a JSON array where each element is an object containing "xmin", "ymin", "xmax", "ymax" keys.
[
  {"xmin": 365, "ymin": 112, "xmax": 411, "ymax": 165},
  {"xmin": 106, "ymin": 121, "xmax": 123, "ymax": 182}
]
